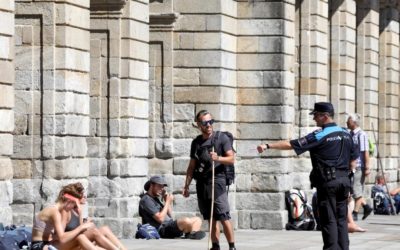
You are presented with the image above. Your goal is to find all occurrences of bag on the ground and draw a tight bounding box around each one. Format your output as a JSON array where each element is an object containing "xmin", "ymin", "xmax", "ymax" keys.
[
  {"xmin": 0, "ymin": 224, "xmax": 32, "ymax": 250},
  {"xmin": 285, "ymin": 189, "xmax": 316, "ymax": 231},
  {"xmin": 135, "ymin": 223, "xmax": 160, "ymax": 240},
  {"xmin": 371, "ymin": 187, "xmax": 392, "ymax": 215}
]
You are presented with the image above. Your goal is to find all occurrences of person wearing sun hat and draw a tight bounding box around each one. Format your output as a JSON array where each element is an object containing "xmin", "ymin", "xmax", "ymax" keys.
[{"xmin": 139, "ymin": 175, "xmax": 206, "ymax": 240}]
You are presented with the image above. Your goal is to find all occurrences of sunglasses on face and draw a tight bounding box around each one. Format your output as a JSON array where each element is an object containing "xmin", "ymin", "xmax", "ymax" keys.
[{"xmin": 199, "ymin": 119, "xmax": 215, "ymax": 126}]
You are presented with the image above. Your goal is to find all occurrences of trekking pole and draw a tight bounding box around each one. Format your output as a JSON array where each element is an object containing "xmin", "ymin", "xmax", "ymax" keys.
[
  {"xmin": 371, "ymin": 123, "xmax": 396, "ymax": 214},
  {"xmin": 208, "ymin": 146, "xmax": 216, "ymax": 250}
]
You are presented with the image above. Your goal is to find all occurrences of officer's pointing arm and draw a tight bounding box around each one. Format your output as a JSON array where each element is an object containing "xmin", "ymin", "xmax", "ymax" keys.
[{"xmin": 257, "ymin": 140, "xmax": 293, "ymax": 153}]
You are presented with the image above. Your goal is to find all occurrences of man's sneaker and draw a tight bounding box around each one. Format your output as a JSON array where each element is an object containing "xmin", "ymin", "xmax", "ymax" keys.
[
  {"xmin": 362, "ymin": 205, "xmax": 373, "ymax": 220},
  {"xmin": 229, "ymin": 248, "xmax": 236, "ymax": 250},
  {"xmin": 188, "ymin": 231, "xmax": 206, "ymax": 240},
  {"xmin": 352, "ymin": 211, "xmax": 358, "ymax": 221}
]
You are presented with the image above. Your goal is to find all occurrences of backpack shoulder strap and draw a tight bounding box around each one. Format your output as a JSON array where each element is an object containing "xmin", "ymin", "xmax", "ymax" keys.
[{"xmin": 211, "ymin": 131, "xmax": 222, "ymax": 152}]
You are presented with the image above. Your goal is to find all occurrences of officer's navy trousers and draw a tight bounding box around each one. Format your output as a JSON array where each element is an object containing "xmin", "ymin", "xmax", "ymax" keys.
[{"xmin": 316, "ymin": 176, "xmax": 351, "ymax": 250}]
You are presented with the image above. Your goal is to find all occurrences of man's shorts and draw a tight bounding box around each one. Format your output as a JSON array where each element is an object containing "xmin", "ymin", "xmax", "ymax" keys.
[
  {"xmin": 352, "ymin": 169, "xmax": 365, "ymax": 199},
  {"xmin": 196, "ymin": 177, "xmax": 231, "ymax": 221},
  {"xmin": 158, "ymin": 220, "xmax": 183, "ymax": 238}
]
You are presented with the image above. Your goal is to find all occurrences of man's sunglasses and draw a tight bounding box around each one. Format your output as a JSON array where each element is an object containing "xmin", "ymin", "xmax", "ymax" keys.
[{"xmin": 199, "ymin": 119, "xmax": 215, "ymax": 126}]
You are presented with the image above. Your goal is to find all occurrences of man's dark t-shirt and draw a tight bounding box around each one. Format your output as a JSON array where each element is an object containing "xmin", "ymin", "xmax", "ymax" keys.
[
  {"xmin": 190, "ymin": 131, "xmax": 232, "ymax": 179},
  {"xmin": 139, "ymin": 194, "xmax": 172, "ymax": 228}
]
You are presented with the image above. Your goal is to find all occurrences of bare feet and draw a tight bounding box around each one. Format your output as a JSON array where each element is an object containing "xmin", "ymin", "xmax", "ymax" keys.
[{"xmin": 348, "ymin": 224, "xmax": 367, "ymax": 233}]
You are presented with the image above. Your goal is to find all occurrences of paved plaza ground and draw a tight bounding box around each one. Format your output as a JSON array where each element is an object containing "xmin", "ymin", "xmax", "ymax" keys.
[{"xmin": 121, "ymin": 215, "xmax": 400, "ymax": 250}]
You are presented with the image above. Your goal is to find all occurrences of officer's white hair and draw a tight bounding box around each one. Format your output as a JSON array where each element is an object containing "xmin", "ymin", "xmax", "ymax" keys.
[{"xmin": 347, "ymin": 113, "xmax": 361, "ymax": 126}]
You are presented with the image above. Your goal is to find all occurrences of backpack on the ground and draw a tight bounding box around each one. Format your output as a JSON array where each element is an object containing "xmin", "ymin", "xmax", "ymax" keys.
[
  {"xmin": 0, "ymin": 224, "xmax": 32, "ymax": 250},
  {"xmin": 371, "ymin": 187, "xmax": 392, "ymax": 215},
  {"xmin": 135, "ymin": 223, "xmax": 160, "ymax": 240},
  {"xmin": 212, "ymin": 131, "xmax": 235, "ymax": 186},
  {"xmin": 284, "ymin": 189, "xmax": 316, "ymax": 231}
]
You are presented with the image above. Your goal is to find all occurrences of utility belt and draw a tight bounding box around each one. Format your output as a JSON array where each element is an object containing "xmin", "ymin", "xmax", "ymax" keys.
[
  {"xmin": 321, "ymin": 167, "xmax": 349, "ymax": 181},
  {"xmin": 310, "ymin": 165, "xmax": 349, "ymax": 188}
]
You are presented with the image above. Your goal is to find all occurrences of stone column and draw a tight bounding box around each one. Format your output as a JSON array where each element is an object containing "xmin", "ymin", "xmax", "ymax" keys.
[
  {"xmin": 148, "ymin": 0, "xmax": 180, "ymax": 203},
  {"xmin": 0, "ymin": 0, "xmax": 14, "ymax": 225},
  {"xmin": 330, "ymin": 0, "xmax": 357, "ymax": 124},
  {"xmin": 378, "ymin": 1, "xmax": 399, "ymax": 172},
  {"xmin": 295, "ymin": 0, "xmax": 330, "ymax": 131},
  {"xmin": 235, "ymin": 0, "xmax": 295, "ymax": 230},
  {"xmin": 88, "ymin": 0, "xmax": 149, "ymax": 238},
  {"xmin": 13, "ymin": 0, "xmax": 58, "ymax": 224},
  {"xmin": 48, "ymin": 0, "xmax": 91, "ymax": 184},
  {"xmin": 356, "ymin": 1, "xmax": 380, "ymax": 132},
  {"xmin": 172, "ymin": 0, "xmax": 238, "ymax": 224}
]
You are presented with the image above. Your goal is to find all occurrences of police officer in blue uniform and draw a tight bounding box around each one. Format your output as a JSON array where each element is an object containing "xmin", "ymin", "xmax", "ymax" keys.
[{"xmin": 257, "ymin": 102, "xmax": 358, "ymax": 250}]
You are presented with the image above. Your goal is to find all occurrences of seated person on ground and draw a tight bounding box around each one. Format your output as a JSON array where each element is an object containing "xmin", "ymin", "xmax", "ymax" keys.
[
  {"xmin": 139, "ymin": 176, "xmax": 206, "ymax": 239},
  {"xmin": 31, "ymin": 184, "xmax": 98, "ymax": 250},
  {"xmin": 372, "ymin": 174, "xmax": 399, "ymax": 215},
  {"xmin": 61, "ymin": 182, "xmax": 127, "ymax": 250}
]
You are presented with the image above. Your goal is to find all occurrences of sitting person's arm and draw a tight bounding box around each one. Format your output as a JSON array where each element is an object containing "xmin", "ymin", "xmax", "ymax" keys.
[
  {"xmin": 153, "ymin": 193, "xmax": 174, "ymax": 224},
  {"xmin": 52, "ymin": 207, "xmax": 95, "ymax": 244},
  {"xmin": 390, "ymin": 187, "xmax": 400, "ymax": 197}
]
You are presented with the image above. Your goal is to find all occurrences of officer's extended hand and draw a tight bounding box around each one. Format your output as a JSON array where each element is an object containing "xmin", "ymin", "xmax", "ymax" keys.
[{"xmin": 257, "ymin": 144, "xmax": 267, "ymax": 153}]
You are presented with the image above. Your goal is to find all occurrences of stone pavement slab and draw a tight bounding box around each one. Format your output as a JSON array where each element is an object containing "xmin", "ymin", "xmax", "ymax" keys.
[{"xmin": 121, "ymin": 215, "xmax": 400, "ymax": 250}]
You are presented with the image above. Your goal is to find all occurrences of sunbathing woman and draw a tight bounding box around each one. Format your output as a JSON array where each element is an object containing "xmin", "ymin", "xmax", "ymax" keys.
[
  {"xmin": 61, "ymin": 182, "xmax": 128, "ymax": 250},
  {"xmin": 31, "ymin": 184, "xmax": 101, "ymax": 250}
]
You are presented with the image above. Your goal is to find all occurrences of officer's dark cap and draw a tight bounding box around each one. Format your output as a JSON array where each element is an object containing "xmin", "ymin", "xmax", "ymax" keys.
[
  {"xmin": 309, "ymin": 102, "xmax": 334, "ymax": 115},
  {"xmin": 144, "ymin": 176, "xmax": 168, "ymax": 191}
]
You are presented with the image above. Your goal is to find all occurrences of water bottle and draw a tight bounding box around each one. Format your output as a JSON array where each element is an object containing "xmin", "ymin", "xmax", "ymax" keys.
[{"xmin": 48, "ymin": 245, "xmax": 58, "ymax": 250}]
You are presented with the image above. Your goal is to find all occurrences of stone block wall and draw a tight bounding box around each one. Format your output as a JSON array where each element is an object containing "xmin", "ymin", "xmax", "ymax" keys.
[
  {"xmin": 1, "ymin": 0, "xmax": 400, "ymax": 234},
  {"xmin": 0, "ymin": 0, "xmax": 14, "ymax": 225}
]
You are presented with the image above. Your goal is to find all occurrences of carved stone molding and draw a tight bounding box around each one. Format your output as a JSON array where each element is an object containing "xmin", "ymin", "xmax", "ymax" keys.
[
  {"xmin": 150, "ymin": 13, "xmax": 179, "ymax": 30},
  {"xmin": 90, "ymin": 0, "xmax": 127, "ymax": 11}
]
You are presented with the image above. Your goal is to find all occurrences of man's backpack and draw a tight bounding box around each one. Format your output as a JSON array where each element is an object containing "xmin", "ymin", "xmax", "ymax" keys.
[
  {"xmin": 284, "ymin": 189, "xmax": 316, "ymax": 231},
  {"xmin": 135, "ymin": 223, "xmax": 160, "ymax": 240},
  {"xmin": 212, "ymin": 131, "xmax": 235, "ymax": 186}
]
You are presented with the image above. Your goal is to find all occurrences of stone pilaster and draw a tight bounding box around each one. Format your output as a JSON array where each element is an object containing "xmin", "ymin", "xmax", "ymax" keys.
[
  {"xmin": 378, "ymin": 1, "xmax": 400, "ymax": 167},
  {"xmin": 356, "ymin": 0, "xmax": 380, "ymax": 134},
  {"xmin": 296, "ymin": 0, "xmax": 330, "ymax": 131},
  {"xmin": 86, "ymin": 0, "xmax": 149, "ymax": 237},
  {"xmin": 330, "ymin": 0, "xmax": 357, "ymax": 124},
  {"xmin": 0, "ymin": 0, "xmax": 14, "ymax": 225},
  {"xmin": 236, "ymin": 0, "xmax": 295, "ymax": 229}
]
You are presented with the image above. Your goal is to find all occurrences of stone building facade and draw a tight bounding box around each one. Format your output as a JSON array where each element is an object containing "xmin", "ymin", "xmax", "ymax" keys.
[{"xmin": 0, "ymin": 0, "xmax": 399, "ymax": 237}]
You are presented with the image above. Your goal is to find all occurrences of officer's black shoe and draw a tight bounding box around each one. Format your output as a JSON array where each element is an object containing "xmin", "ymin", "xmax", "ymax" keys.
[
  {"xmin": 229, "ymin": 248, "xmax": 236, "ymax": 250},
  {"xmin": 352, "ymin": 211, "xmax": 358, "ymax": 221},
  {"xmin": 362, "ymin": 205, "xmax": 373, "ymax": 220}
]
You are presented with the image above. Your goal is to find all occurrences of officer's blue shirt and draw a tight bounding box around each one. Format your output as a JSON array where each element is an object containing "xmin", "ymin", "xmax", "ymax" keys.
[{"xmin": 290, "ymin": 123, "xmax": 359, "ymax": 170}]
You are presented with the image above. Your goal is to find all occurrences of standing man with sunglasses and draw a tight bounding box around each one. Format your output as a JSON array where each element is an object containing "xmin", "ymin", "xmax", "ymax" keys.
[
  {"xmin": 257, "ymin": 102, "xmax": 358, "ymax": 250},
  {"xmin": 183, "ymin": 110, "xmax": 236, "ymax": 250}
]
